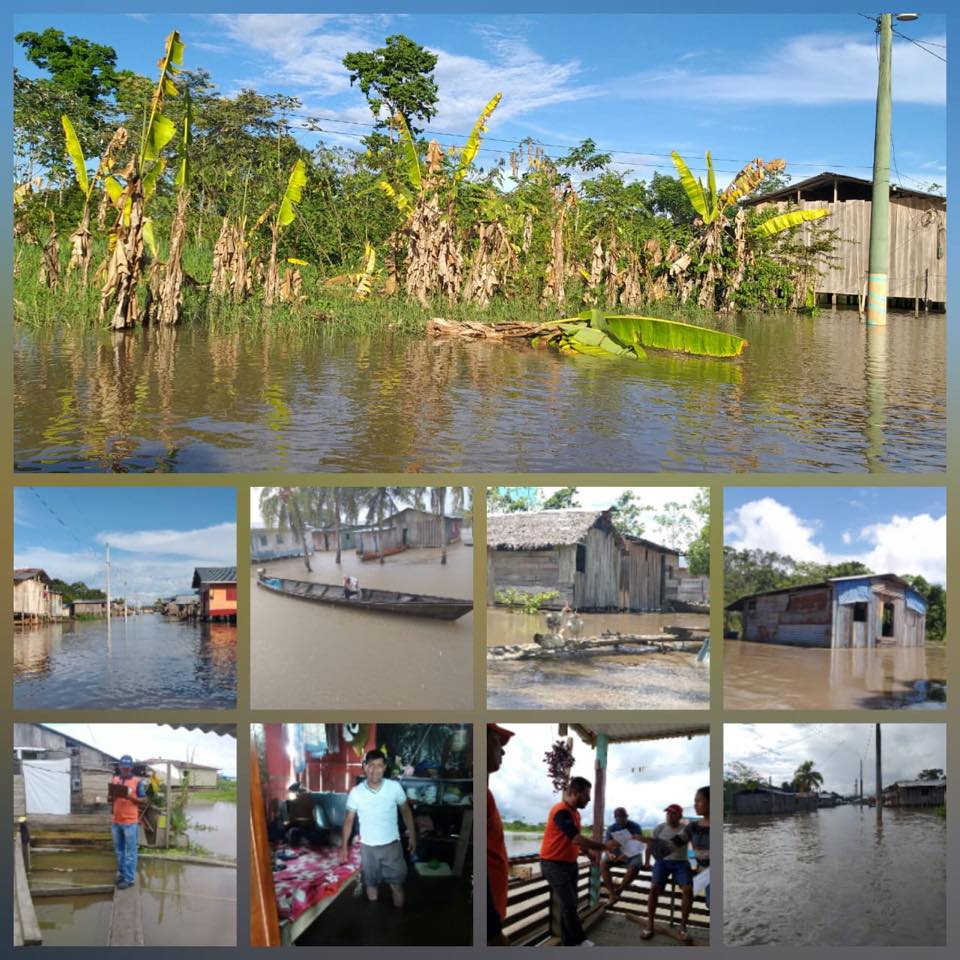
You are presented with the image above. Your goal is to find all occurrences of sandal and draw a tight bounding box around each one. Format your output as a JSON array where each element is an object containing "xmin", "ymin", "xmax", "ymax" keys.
[
  {"xmin": 639, "ymin": 927, "xmax": 654, "ymax": 940},
  {"xmin": 677, "ymin": 926, "xmax": 692, "ymax": 943}
]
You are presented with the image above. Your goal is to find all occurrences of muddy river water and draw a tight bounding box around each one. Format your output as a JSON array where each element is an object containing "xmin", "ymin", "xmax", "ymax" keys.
[
  {"xmin": 13, "ymin": 616, "xmax": 237, "ymax": 710},
  {"xmin": 251, "ymin": 544, "xmax": 473, "ymax": 710},
  {"xmin": 486, "ymin": 610, "xmax": 709, "ymax": 709},
  {"xmin": 724, "ymin": 641, "xmax": 947, "ymax": 710},
  {"xmin": 724, "ymin": 805, "xmax": 946, "ymax": 946},
  {"xmin": 13, "ymin": 311, "xmax": 944, "ymax": 473},
  {"xmin": 30, "ymin": 799, "xmax": 236, "ymax": 947}
]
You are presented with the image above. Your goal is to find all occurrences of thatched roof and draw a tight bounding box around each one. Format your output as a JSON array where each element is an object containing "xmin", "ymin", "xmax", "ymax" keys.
[{"xmin": 486, "ymin": 509, "xmax": 615, "ymax": 550}]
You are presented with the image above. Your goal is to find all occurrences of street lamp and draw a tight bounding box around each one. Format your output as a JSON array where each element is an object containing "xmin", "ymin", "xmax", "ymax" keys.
[{"xmin": 866, "ymin": 13, "xmax": 921, "ymax": 326}]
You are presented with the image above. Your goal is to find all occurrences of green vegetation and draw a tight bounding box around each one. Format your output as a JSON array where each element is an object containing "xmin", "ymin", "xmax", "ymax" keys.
[
  {"xmin": 198, "ymin": 780, "xmax": 237, "ymax": 802},
  {"xmin": 48, "ymin": 578, "xmax": 105, "ymax": 604},
  {"xmin": 495, "ymin": 588, "xmax": 561, "ymax": 614},
  {"xmin": 15, "ymin": 27, "xmax": 837, "ymax": 337},
  {"xmin": 792, "ymin": 760, "xmax": 825, "ymax": 792},
  {"xmin": 501, "ymin": 820, "xmax": 546, "ymax": 833},
  {"xmin": 724, "ymin": 548, "xmax": 946, "ymax": 642}
]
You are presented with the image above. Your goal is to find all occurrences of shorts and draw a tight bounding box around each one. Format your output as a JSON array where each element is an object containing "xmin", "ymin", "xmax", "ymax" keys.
[
  {"xmin": 360, "ymin": 840, "xmax": 408, "ymax": 886},
  {"xmin": 603, "ymin": 851, "xmax": 645, "ymax": 869},
  {"xmin": 651, "ymin": 857, "xmax": 692, "ymax": 888}
]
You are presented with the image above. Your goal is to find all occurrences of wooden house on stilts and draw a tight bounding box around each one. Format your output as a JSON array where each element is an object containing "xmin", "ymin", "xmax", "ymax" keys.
[{"xmin": 486, "ymin": 509, "xmax": 679, "ymax": 611}]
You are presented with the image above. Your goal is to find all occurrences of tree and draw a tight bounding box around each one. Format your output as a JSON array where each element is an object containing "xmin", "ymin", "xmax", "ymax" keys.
[
  {"xmin": 647, "ymin": 491, "xmax": 709, "ymax": 556},
  {"xmin": 557, "ymin": 138, "xmax": 611, "ymax": 173},
  {"xmin": 260, "ymin": 487, "xmax": 313, "ymax": 571},
  {"xmin": 361, "ymin": 487, "xmax": 404, "ymax": 563},
  {"xmin": 902, "ymin": 574, "xmax": 946, "ymax": 644},
  {"xmin": 16, "ymin": 28, "xmax": 120, "ymax": 107},
  {"xmin": 343, "ymin": 35, "xmax": 439, "ymax": 136},
  {"xmin": 918, "ymin": 768, "xmax": 944, "ymax": 781},
  {"xmin": 487, "ymin": 487, "xmax": 542, "ymax": 513},
  {"xmin": 792, "ymin": 760, "xmax": 824, "ymax": 793},
  {"xmin": 609, "ymin": 490, "xmax": 645, "ymax": 538},
  {"xmin": 649, "ymin": 171, "xmax": 697, "ymax": 227},
  {"xmin": 542, "ymin": 487, "xmax": 579, "ymax": 510}
]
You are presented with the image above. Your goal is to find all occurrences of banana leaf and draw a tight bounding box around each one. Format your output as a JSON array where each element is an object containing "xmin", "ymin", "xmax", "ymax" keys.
[
  {"xmin": 671, "ymin": 150, "xmax": 709, "ymax": 221},
  {"xmin": 142, "ymin": 31, "xmax": 184, "ymax": 164},
  {"xmin": 565, "ymin": 312, "xmax": 748, "ymax": 358},
  {"xmin": 174, "ymin": 89, "xmax": 192, "ymax": 189},
  {"xmin": 455, "ymin": 92, "xmax": 502, "ymax": 182},
  {"xmin": 752, "ymin": 208, "xmax": 829, "ymax": 237},
  {"xmin": 61, "ymin": 115, "xmax": 89, "ymax": 197},
  {"xmin": 278, "ymin": 159, "xmax": 307, "ymax": 230},
  {"xmin": 392, "ymin": 112, "xmax": 421, "ymax": 192}
]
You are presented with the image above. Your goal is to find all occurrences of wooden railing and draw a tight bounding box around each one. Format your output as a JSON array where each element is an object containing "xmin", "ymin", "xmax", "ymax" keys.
[{"xmin": 504, "ymin": 857, "xmax": 709, "ymax": 946}]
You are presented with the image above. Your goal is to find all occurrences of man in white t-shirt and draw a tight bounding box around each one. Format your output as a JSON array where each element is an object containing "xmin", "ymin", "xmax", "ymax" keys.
[{"xmin": 340, "ymin": 750, "xmax": 417, "ymax": 907}]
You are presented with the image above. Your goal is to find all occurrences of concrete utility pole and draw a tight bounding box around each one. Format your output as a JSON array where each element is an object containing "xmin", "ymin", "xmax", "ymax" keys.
[
  {"xmin": 866, "ymin": 14, "xmax": 893, "ymax": 326},
  {"xmin": 875, "ymin": 723, "xmax": 883, "ymax": 824},
  {"xmin": 105, "ymin": 543, "xmax": 111, "ymax": 631}
]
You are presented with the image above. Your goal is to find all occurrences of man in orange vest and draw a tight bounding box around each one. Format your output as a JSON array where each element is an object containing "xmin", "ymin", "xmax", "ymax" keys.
[
  {"xmin": 539, "ymin": 776, "xmax": 609, "ymax": 946},
  {"xmin": 110, "ymin": 755, "xmax": 147, "ymax": 889},
  {"xmin": 486, "ymin": 724, "xmax": 513, "ymax": 945}
]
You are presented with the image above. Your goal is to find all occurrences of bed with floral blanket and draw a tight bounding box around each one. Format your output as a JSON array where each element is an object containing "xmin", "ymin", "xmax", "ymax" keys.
[{"xmin": 273, "ymin": 843, "xmax": 363, "ymax": 944}]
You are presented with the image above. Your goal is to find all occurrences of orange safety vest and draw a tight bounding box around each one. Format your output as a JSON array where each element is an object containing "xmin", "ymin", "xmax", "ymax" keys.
[
  {"xmin": 111, "ymin": 775, "xmax": 142, "ymax": 825},
  {"xmin": 540, "ymin": 800, "xmax": 581, "ymax": 862},
  {"xmin": 487, "ymin": 790, "xmax": 509, "ymax": 920}
]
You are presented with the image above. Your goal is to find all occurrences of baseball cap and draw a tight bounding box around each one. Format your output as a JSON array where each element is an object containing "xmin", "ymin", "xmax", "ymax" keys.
[
  {"xmin": 119, "ymin": 755, "xmax": 133, "ymax": 767},
  {"xmin": 664, "ymin": 803, "xmax": 684, "ymax": 816},
  {"xmin": 488, "ymin": 724, "xmax": 515, "ymax": 744}
]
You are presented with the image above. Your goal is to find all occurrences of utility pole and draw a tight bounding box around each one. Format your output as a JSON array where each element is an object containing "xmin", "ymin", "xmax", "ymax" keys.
[
  {"xmin": 866, "ymin": 14, "xmax": 893, "ymax": 326},
  {"xmin": 860, "ymin": 758, "xmax": 864, "ymax": 804},
  {"xmin": 105, "ymin": 542, "xmax": 111, "ymax": 631},
  {"xmin": 123, "ymin": 581, "xmax": 128, "ymax": 621},
  {"xmin": 875, "ymin": 723, "xmax": 882, "ymax": 824}
]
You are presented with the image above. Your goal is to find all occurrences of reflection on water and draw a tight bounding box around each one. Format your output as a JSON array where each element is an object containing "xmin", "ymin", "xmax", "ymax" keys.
[
  {"xmin": 724, "ymin": 806, "xmax": 945, "ymax": 945},
  {"xmin": 31, "ymin": 829, "xmax": 236, "ymax": 946},
  {"xmin": 14, "ymin": 311, "xmax": 945, "ymax": 472},
  {"xmin": 13, "ymin": 615, "xmax": 237, "ymax": 709},
  {"xmin": 487, "ymin": 609, "xmax": 709, "ymax": 710},
  {"xmin": 724, "ymin": 641, "xmax": 947, "ymax": 710},
  {"xmin": 251, "ymin": 546, "xmax": 473, "ymax": 710},
  {"xmin": 187, "ymin": 799, "xmax": 238, "ymax": 859}
]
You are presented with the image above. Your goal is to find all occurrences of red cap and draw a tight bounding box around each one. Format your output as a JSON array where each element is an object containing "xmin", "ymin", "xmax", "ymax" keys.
[
  {"xmin": 488, "ymin": 723, "xmax": 515, "ymax": 744},
  {"xmin": 664, "ymin": 803, "xmax": 684, "ymax": 816}
]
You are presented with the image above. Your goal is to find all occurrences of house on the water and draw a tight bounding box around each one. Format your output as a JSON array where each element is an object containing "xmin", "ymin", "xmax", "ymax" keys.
[
  {"xmin": 355, "ymin": 508, "xmax": 464, "ymax": 555},
  {"xmin": 731, "ymin": 786, "xmax": 819, "ymax": 816},
  {"xmin": 68, "ymin": 598, "xmax": 113, "ymax": 618},
  {"xmin": 727, "ymin": 574, "xmax": 926, "ymax": 648},
  {"xmin": 742, "ymin": 172, "xmax": 946, "ymax": 309},
  {"xmin": 312, "ymin": 525, "xmax": 363, "ymax": 552},
  {"xmin": 192, "ymin": 567, "xmax": 238, "ymax": 622},
  {"xmin": 486, "ymin": 509, "xmax": 679, "ymax": 611},
  {"xmin": 883, "ymin": 779, "xmax": 946, "ymax": 808},
  {"xmin": 13, "ymin": 569, "xmax": 63, "ymax": 623},
  {"xmin": 251, "ymin": 527, "xmax": 313, "ymax": 562},
  {"xmin": 13, "ymin": 722, "xmax": 120, "ymax": 816}
]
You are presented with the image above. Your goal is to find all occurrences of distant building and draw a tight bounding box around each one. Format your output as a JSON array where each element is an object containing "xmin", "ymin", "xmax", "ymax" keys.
[
  {"xmin": 192, "ymin": 567, "xmax": 237, "ymax": 622},
  {"xmin": 884, "ymin": 779, "xmax": 946, "ymax": 808},
  {"xmin": 312, "ymin": 525, "xmax": 363, "ymax": 552},
  {"xmin": 251, "ymin": 527, "xmax": 312, "ymax": 561},
  {"xmin": 69, "ymin": 598, "xmax": 108, "ymax": 617},
  {"xmin": 742, "ymin": 172, "xmax": 946, "ymax": 307},
  {"xmin": 143, "ymin": 759, "xmax": 220, "ymax": 789},
  {"xmin": 726, "ymin": 574, "xmax": 926, "ymax": 648},
  {"xmin": 486, "ymin": 509, "xmax": 679, "ymax": 611},
  {"xmin": 732, "ymin": 786, "xmax": 819, "ymax": 816}
]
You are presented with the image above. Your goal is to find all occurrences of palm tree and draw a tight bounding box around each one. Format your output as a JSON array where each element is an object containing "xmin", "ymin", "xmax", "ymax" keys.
[
  {"xmin": 260, "ymin": 487, "xmax": 312, "ymax": 572},
  {"xmin": 792, "ymin": 760, "xmax": 824, "ymax": 793},
  {"xmin": 361, "ymin": 487, "xmax": 404, "ymax": 564},
  {"xmin": 430, "ymin": 486, "xmax": 467, "ymax": 565}
]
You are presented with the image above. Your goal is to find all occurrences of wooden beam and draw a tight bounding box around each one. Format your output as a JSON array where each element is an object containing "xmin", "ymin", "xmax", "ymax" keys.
[
  {"xmin": 13, "ymin": 838, "xmax": 42, "ymax": 945},
  {"xmin": 249, "ymin": 735, "xmax": 281, "ymax": 946},
  {"xmin": 108, "ymin": 884, "xmax": 144, "ymax": 946}
]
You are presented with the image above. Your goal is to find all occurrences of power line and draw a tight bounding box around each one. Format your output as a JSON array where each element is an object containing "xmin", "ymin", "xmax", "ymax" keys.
[
  {"xmin": 26, "ymin": 488, "xmax": 94, "ymax": 554},
  {"xmin": 891, "ymin": 27, "xmax": 947, "ymax": 63}
]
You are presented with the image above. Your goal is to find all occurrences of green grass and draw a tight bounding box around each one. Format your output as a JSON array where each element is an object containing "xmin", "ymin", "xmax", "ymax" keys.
[{"xmin": 196, "ymin": 781, "xmax": 237, "ymax": 802}]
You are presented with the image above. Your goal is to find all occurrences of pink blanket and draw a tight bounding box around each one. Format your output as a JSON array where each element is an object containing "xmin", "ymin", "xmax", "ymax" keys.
[{"xmin": 273, "ymin": 844, "xmax": 362, "ymax": 924}]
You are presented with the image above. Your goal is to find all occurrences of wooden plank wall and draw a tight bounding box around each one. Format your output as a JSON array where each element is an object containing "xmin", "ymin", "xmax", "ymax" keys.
[
  {"xmin": 575, "ymin": 529, "xmax": 620, "ymax": 610},
  {"xmin": 758, "ymin": 197, "xmax": 946, "ymax": 301},
  {"xmin": 488, "ymin": 549, "xmax": 568, "ymax": 606}
]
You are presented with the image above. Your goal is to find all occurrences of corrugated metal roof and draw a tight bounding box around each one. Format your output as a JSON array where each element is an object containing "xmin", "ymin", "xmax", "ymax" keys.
[
  {"xmin": 192, "ymin": 566, "xmax": 237, "ymax": 587},
  {"xmin": 160, "ymin": 723, "xmax": 237, "ymax": 738},
  {"xmin": 742, "ymin": 171, "xmax": 946, "ymax": 205},
  {"xmin": 726, "ymin": 572, "xmax": 912, "ymax": 611},
  {"xmin": 570, "ymin": 723, "xmax": 709, "ymax": 746},
  {"xmin": 14, "ymin": 568, "xmax": 51, "ymax": 583}
]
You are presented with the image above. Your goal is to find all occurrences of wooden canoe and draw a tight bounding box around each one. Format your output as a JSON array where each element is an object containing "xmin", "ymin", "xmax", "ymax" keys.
[
  {"xmin": 256, "ymin": 573, "xmax": 472, "ymax": 620},
  {"xmin": 360, "ymin": 544, "xmax": 408, "ymax": 562}
]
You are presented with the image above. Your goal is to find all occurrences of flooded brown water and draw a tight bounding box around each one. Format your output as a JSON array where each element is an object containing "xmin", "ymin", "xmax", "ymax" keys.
[
  {"xmin": 13, "ymin": 616, "xmax": 237, "ymax": 710},
  {"xmin": 486, "ymin": 610, "xmax": 709, "ymax": 709},
  {"xmin": 724, "ymin": 641, "xmax": 947, "ymax": 710},
  {"xmin": 251, "ymin": 545, "xmax": 473, "ymax": 710},
  {"xmin": 29, "ymin": 800, "xmax": 236, "ymax": 946},
  {"xmin": 724, "ymin": 806, "xmax": 946, "ymax": 945},
  {"xmin": 13, "ymin": 311, "xmax": 945, "ymax": 473}
]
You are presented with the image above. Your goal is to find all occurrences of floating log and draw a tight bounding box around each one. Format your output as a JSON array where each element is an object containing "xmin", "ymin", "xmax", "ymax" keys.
[
  {"xmin": 488, "ymin": 633, "xmax": 705, "ymax": 661},
  {"xmin": 427, "ymin": 316, "xmax": 559, "ymax": 341}
]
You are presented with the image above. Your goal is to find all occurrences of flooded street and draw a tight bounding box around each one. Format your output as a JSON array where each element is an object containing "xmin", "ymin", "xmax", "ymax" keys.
[
  {"xmin": 29, "ymin": 800, "xmax": 236, "ymax": 946},
  {"xmin": 13, "ymin": 311, "xmax": 945, "ymax": 473},
  {"xmin": 724, "ymin": 806, "xmax": 946, "ymax": 945},
  {"xmin": 13, "ymin": 616, "xmax": 236, "ymax": 710},
  {"xmin": 487, "ymin": 610, "xmax": 709, "ymax": 709},
  {"xmin": 724, "ymin": 641, "xmax": 947, "ymax": 710},
  {"xmin": 251, "ymin": 545, "xmax": 473, "ymax": 710}
]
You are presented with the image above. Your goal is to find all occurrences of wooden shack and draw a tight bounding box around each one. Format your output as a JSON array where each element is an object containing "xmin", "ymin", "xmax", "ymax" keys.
[
  {"xmin": 145, "ymin": 759, "xmax": 220, "ymax": 789},
  {"xmin": 727, "ymin": 574, "xmax": 926, "ymax": 648},
  {"xmin": 192, "ymin": 567, "xmax": 238, "ymax": 622},
  {"xmin": 487, "ymin": 509, "xmax": 677, "ymax": 611},
  {"xmin": 13, "ymin": 568, "xmax": 53, "ymax": 622},
  {"xmin": 732, "ymin": 787, "xmax": 819, "ymax": 816},
  {"xmin": 743, "ymin": 172, "xmax": 946, "ymax": 307},
  {"xmin": 69, "ymin": 598, "xmax": 108, "ymax": 617},
  {"xmin": 382, "ymin": 508, "xmax": 463, "ymax": 548},
  {"xmin": 312, "ymin": 525, "xmax": 361, "ymax": 552},
  {"xmin": 884, "ymin": 779, "xmax": 945, "ymax": 808}
]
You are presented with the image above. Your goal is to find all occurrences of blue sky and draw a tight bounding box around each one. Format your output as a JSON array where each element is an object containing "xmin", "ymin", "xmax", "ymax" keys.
[
  {"xmin": 492, "ymin": 724, "xmax": 709, "ymax": 827},
  {"xmin": 724, "ymin": 487, "xmax": 946, "ymax": 584},
  {"xmin": 14, "ymin": 487, "xmax": 237, "ymax": 601},
  {"xmin": 13, "ymin": 12, "xmax": 947, "ymax": 190}
]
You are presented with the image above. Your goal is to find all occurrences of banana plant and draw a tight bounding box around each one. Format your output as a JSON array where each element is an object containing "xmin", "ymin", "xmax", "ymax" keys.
[{"xmin": 264, "ymin": 158, "xmax": 307, "ymax": 307}]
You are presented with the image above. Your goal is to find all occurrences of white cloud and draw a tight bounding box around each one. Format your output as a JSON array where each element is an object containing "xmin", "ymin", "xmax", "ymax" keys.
[
  {"xmin": 95, "ymin": 522, "xmax": 237, "ymax": 560},
  {"xmin": 859, "ymin": 513, "xmax": 946, "ymax": 584},
  {"xmin": 724, "ymin": 497, "xmax": 828, "ymax": 562},
  {"xmin": 622, "ymin": 32, "xmax": 945, "ymax": 106},
  {"xmin": 841, "ymin": 531, "xmax": 853, "ymax": 545}
]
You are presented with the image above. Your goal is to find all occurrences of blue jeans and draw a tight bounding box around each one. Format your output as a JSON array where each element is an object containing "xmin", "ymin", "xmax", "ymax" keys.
[{"xmin": 112, "ymin": 823, "xmax": 139, "ymax": 884}]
